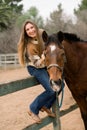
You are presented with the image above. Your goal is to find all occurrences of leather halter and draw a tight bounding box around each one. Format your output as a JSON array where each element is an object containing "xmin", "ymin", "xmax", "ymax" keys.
[{"xmin": 47, "ymin": 63, "xmax": 63, "ymax": 71}]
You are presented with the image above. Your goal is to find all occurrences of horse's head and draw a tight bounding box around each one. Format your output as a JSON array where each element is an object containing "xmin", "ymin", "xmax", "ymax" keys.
[{"xmin": 42, "ymin": 31, "xmax": 66, "ymax": 86}]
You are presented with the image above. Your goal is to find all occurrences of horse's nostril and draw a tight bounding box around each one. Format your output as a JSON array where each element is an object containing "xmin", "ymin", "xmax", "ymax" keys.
[
  {"xmin": 50, "ymin": 79, "xmax": 62, "ymax": 86},
  {"xmin": 54, "ymin": 79, "xmax": 62, "ymax": 85}
]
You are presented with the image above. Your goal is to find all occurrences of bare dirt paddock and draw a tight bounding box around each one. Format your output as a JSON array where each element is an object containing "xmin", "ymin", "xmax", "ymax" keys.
[{"xmin": 0, "ymin": 67, "xmax": 85, "ymax": 130}]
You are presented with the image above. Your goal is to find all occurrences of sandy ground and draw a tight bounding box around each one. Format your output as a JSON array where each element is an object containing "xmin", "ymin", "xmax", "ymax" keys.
[{"xmin": 0, "ymin": 67, "xmax": 85, "ymax": 130}]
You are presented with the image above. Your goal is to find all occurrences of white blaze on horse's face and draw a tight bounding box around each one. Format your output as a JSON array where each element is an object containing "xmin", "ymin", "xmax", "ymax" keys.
[{"xmin": 50, "ymin": 45, "xmax": 56, "ymax": 52}]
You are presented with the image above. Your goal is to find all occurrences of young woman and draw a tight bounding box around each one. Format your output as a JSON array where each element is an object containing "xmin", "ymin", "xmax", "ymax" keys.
[{"xmin": 18, "ymin": 20, "xmax": 56, "ymax": 124}]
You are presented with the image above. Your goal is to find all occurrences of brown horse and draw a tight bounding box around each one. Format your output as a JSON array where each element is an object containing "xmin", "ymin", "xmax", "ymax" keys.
[{"xmin": 42, "ymin": 31, "xmax": 87, "ymax": 130}]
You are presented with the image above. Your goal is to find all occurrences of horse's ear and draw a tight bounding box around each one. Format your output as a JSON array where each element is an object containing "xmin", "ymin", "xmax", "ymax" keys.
[
  {"xmin": 42, "ymin": 31, "xmax": 48, "ymax": 42},
  {"xmin": 57, "ymin": 31, "xmax": 64, "ymax": 43}
]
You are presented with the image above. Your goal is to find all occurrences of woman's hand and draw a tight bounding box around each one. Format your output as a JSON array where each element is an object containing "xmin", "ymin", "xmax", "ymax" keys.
[
  {"xmin": 35, "ymin": 59, "xmax": 42, "ymax": 67},
  {"xmin": 41, "ymin": 53, "xmax": 45, "ymax": 60},
  {"xmin": 34, "ymin": 53, "xmax": 45, "ymax": 67}
]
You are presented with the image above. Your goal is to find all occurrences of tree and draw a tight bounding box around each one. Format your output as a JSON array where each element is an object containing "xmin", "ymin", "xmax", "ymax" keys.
[
  {"xmin": 0, "ymin": 2, "xmax": 11, "ymax": 31},
  {"xmin": 4, "ymin": 0, "xmax": 23, "ymax": 14},
  {"xmin": 73, "ymin": 0, "xmax": 87, "ymax": 40},
  {"xmin": 16, "ymin": 6, "xmax": 44, "ymax": 29},
  {"xmin": 0, "ymin": 26, "xmax": 20, "ymax": 53},
  {"xmin": 74, "ymin": 0, "xmax": 87, "ymax": 13},
  {"xmin": 0, "ymin": 0, "xmax": 23, "ymax": 31},
  {"xmin": 74, "ymin": 0, "xmax": 87, "ymax": 23},
  {"xmin": 44, "ymin": 4, "xmax": 73, "ymax": 34}
]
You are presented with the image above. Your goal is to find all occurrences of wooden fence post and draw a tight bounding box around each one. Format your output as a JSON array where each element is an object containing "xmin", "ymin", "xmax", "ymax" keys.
[{"xmin": 52, "ymin": 92, "xmax": 61, "ymax": 130}]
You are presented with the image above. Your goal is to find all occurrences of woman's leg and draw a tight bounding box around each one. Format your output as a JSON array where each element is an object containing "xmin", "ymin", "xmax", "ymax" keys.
[
  {"xmin": 30, "ymin": 90, "xmax": 56, "ymax": 114},
  {"xmin": 27, "ymin": 66, "xmax": 56, "ymax": 114}
]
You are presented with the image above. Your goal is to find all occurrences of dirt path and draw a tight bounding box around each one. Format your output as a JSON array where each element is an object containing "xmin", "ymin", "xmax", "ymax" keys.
[{"xmin": 0, "ymin": 67, "xmax": 85, "ymax": 130}]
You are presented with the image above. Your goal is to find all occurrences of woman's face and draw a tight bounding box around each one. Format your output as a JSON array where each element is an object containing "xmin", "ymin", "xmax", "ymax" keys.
[{"xmin": 25, "ymin": 23, "xmax": 37, "ymax": 38}]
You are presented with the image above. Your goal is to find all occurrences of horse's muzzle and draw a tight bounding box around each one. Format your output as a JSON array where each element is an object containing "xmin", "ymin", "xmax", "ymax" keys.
[
  {"xmin": 50, "ymin": 79, "xmax": 62, "ymax": 86},
  {"xmin": 50, "ymin": 79, "xmax": 62, "ymax": 92}
]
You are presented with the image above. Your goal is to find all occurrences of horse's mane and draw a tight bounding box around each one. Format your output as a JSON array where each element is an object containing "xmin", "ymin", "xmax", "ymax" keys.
[
  {"xmin": 63, "ymin": 32, "xmax": 82, "ymax": 42},
  {"xmin": 57, "ymin": 31, "xmax": 87, "ymax": 43},
  {"xmin": 45, "ymin": 31, "xmax": 86, "ymax": 47},
  {"xmin": 63, "ymin": 32, "xmax": 86, "ymax": 42}
]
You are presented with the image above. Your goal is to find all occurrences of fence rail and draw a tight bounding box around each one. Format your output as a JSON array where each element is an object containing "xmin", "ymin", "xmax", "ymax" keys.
[
  {"xmin": 0, "ymin": 53, "xmax": 19, "ymax": 67},
  {"xmin": 0, "ymin": 77, "xmax": 78, "ymax": 130}
]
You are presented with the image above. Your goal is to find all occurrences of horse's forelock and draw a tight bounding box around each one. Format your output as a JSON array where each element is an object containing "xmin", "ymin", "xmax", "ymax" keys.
[{"xmin": 45, "ymin": 34, "xmax": 59, "ymax": 46}]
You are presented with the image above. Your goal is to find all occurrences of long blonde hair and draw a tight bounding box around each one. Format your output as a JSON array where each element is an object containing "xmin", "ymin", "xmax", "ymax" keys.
[{"xmin": 18, "ymin": 20, "xmax": 41, "ymax": 66}]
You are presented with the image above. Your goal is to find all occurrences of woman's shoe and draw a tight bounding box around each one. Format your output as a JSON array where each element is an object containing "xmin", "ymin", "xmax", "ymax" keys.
[
  {"xmin": 28, "ymin": 109, "xmax": 42, "ymax": 124},
  {"xmin": 41, "ymin": 106, "xmax": 55, "ymax": 118}
]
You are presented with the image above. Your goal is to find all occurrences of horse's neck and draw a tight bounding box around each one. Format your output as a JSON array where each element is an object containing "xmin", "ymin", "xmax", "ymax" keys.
[
  {"xmin": 63, "ymin": 41, "xmax": 87, "ymax": 89},
  {"xmin": 64, "ymin": 41, "xmax": 82, "ymax": 74}
]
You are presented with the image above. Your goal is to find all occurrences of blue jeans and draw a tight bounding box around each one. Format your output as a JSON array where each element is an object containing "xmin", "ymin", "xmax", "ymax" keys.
[{"xmin": 27, "ymin": 66, "xmax": 56, "ymax": 114}]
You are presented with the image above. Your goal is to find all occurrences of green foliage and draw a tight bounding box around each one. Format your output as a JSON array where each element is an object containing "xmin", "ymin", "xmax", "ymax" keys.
[
  {"xmin": 0, "ymin": 3, "xmax": 11, "ymax": 31},
  {"xmin": 74, "ymin": 0, "xmax": 87, "ymax": 14},
  {"xmin": 4, "ymin": 0, "xmax": 23, "ymax": 13},
  {"xmin": 16, "ymin": 6, "xmax": 44, "ymax": 29},
  {"xmin": 79, "ymin": 0, "xmax": 87, "ymax": 10},
  {"xmin": 0, "ymin": 0, "xmax": 23, "ymax": 31},
  {"xmin": 69, "ymin": 0, "xmax": 87, "ymax": 40},
  {"xmin": 74, "ymin": 0, "xmax": 87, "ymax": 25}
]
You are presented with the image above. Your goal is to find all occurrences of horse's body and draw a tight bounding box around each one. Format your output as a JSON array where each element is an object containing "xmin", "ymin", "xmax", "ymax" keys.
[{"xmin": 42, "ymin": 31, "xmax": 87, "ymax": 130}]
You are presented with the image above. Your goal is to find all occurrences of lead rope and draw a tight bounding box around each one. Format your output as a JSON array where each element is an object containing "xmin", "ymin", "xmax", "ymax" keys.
[
  {"xmin": 58, "ymin": 79, "xmax": 65, "ymax": 108},
  {"xmin": 54, "ymin": 79, "xmax": 65, "ymax": 108}
]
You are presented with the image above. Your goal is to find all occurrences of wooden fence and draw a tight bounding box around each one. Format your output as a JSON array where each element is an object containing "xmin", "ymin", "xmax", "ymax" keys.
[
  {"xmin": 0, "ymin": 53, "xmax": 19, "ymax": 68},
  {"xmin": 0, "ymin": 77, "xmax": 78, "ymax": 130}
]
